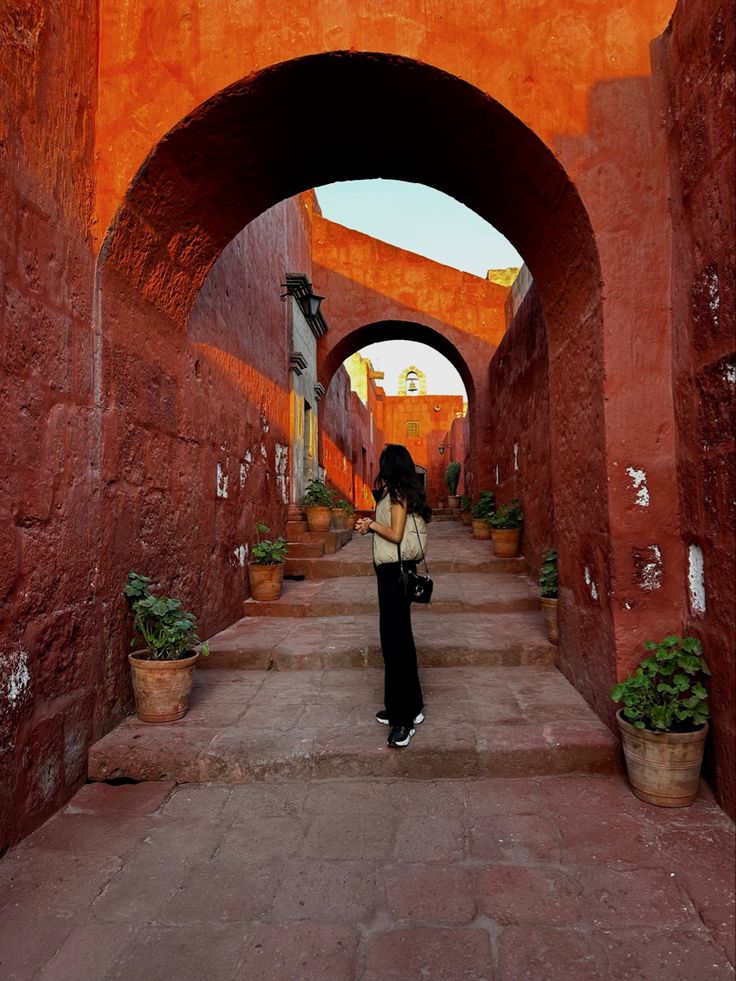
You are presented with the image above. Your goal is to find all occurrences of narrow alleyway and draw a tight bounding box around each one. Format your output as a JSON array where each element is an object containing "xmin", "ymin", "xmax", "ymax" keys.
[{"xmin": 1, "ymin": 522, "xmax": 733, "ymax": 980}]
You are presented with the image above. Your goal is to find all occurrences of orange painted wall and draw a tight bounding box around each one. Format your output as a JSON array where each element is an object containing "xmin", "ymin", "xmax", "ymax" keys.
[
  {"xmin": 95, "ymin": 0, "xmax": 675, "ymax": 240},
  {"xmin": 380, "ymin": 396, "xmax": 465, "ymax": 507}
]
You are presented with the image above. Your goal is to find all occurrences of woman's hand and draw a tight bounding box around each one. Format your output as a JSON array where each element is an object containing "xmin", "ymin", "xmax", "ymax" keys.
[{"xmin": 356, "ymin": 517, "xmax": 372, "ymax": 535}]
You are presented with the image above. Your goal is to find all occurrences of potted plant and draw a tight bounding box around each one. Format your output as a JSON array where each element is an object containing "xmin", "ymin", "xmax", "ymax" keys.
[
  {"xmin": 460, "ymin": 496, "xmax": 472, "ymax": 526},
  {"xmin": 487, "ymin": 499, "xmax": 523, "ymax": 556},
  {"xmin": 303, "ymin": 478, "xmax": 333, "ymax": 532},
  {"xmin": 539, "ymin": 548, "xmax": 558, "ymax": 644},
  {"xmin": 611, "ymin": 636, "xmax": 710, "ymax": 807},
  {"xmin": 471, "ymin": 490, "xmax": 495, "ymax": 540},
  {"xmin": 248, "ymin": 522, "xmax": 288, "ymax": 600},
  {"xmin": 334, "ymin": 498, "xmax": 355, "ymax": 530},
  {"xmin": 445, "ymin": 461, "xmax": 461, "ymax": 509},
  {"xmin": 124, "ymin": 572, "xmax": 209, "ymax": 723}
]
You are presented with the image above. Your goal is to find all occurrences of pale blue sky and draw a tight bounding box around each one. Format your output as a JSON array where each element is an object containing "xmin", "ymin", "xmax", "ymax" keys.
[{"xmin": 316, "ymin": 179, "xmax": 519, "ymax": 396}]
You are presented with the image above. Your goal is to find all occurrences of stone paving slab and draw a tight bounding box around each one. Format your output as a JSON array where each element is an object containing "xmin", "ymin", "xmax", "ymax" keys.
[
  {"xmin": 244, "ymin": 571, "xmax": 540, "ymax": 618},
  {"xmin": 1, "ymin": 776, "xmax": 732, "ymax": 981},
  {"xmin": 87, "ymin": 667, "xmax": 619, "ymax": 783},
  {"xmin": 204, "ymin": 611, "xmax": 555, "ymax": 670}
]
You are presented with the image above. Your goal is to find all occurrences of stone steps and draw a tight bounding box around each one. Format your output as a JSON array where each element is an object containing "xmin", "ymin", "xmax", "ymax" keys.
[
  {"xmin": 243, "ymin": 572, "xmax": 540, "ymax": 618},
  {"xmin": 87, "ymin": 667, "xmax": 620, "ymax": 784},
  {"xmin": 200, "ymin": 611, "xmax": 555, "ymax": 671},
  {"xmin": 285, "ymin": 541, "xmax": 325, "ymax": 559},
  {"xmin": 284, "ymin": 554, "xmax": 526, "ymax": 579}
]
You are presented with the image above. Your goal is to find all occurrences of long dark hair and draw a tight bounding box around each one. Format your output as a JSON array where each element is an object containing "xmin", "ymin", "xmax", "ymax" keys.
[{"xmin": 373, "ymin": 444, "xmax": 432, "ymax": 522}]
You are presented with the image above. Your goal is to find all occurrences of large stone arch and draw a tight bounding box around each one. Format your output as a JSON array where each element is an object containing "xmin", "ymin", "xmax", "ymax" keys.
[
  {"xmin": 97, "ymin": 50, "xmax": 613, "ymax": 719},
  {"xmin": 321, "ymin": 320, "xmax": 476, "ymax": 404}
]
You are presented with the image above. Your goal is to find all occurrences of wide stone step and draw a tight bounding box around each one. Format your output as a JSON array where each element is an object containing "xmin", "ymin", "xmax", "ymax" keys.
[
  {"xmin": 285, "ymin": 541, "xmax": 325, "ymax": 559},
  {"xmin": 201, "ymin": 611, "xmax": 555, "ymax": 670},
  {"xmin": 284, "ymin": 554, "xmax": 526, "ymax": 579},
  {"xmin": 87, "ymin": 666, "xmax": 620, "ymax": 784},
  {"xmin": 244, "ymin": 573, "xmax": 540, "ymax": 618}
]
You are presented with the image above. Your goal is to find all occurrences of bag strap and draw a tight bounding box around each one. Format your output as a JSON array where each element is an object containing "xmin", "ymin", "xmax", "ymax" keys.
[{"xmin": 397, "ymin": 514, "xmax": 430, "ymax": 576}]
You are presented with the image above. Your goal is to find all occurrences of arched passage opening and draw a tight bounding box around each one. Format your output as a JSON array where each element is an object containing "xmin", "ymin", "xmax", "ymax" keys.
[
  {"xmin": 97, "ymin": 50, "xmax": 609, "ymax": 717},
  {"xmin": 321, "ymin": 323, "xmax": 472, "ymax": 510}
]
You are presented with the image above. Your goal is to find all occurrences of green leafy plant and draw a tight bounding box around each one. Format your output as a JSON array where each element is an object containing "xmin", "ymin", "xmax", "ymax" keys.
[
  {"xmin": 460, "ymin": 496, "xmax": 472, "ymax": 513},
  {"xmin": 540, "ymin": 548, "xmax": 558, "ymax": 598},
  {"xmin": 444, "ymin": 462, "xmax": 461, "ymax": 495},
  {"xmin": 488, "ymin": 499, "xmax": 523, "ymax": 529},
  {"xmin": 471, "ymin": 490, "xmax": 495, "ymax": 520},
  {"xmin": 124, "ymin": 571, "xmax": 209, "ymax": 661},
  {"xmin": 302, "ymin": 478, "xmax": 333, "ymax": 508},
  {"xmin": 251, "ymin": 522, "xmax": 288, "ymax": 565},
  {"xmin": 611, "ymin": 636, "xmax": 710, "ymax": 732},
  {"xmin": 335, "ymin": 499, "xmax": 354, "ymax": 516}
]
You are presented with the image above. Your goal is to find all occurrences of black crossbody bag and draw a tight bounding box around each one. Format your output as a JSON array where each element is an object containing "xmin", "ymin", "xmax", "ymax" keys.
[{"xmin": 398, "ymin": 514, "xmax": 433, "ymax": 604}]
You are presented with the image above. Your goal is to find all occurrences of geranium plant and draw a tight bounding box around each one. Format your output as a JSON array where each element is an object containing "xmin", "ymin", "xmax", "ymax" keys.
[
  {"xmin": 251, "ymin": 522, "xmax": 288, "ymax": 565},
  {"xmin": 124, "ymin": 572, "xmax": 209, "ymax": 661},
  {"xmin": 488, "ymin": 499, "xmax": 523, "ymax": 529},
  {"xmin": 302, "ymin": 478, "xmax": 333, "ymax": 507},
  {"xmin": 471, "ymin": 490, "xmax": 495, "ymax": 520},
  {"xmin": 611, "ymin": 635, "xmax": 710, "ymax": 732}
]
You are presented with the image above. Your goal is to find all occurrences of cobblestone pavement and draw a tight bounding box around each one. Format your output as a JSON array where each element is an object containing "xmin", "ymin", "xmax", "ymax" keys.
[{"xmin": 0, "ymin": 777, "xmax": 733, "ymax": 980}]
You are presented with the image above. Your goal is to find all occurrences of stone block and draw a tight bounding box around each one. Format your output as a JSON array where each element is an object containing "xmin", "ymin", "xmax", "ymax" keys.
[
  {"xmin": 497, "ymin": 925, "xmax": 606, "ymax": 980},
  {"xmin": 363, "ymin": 927, "xmax": 492, "ymax": 981},
  {"xmin": 238, "ymin": 923, "xmax": 358, "ymax": 981}
]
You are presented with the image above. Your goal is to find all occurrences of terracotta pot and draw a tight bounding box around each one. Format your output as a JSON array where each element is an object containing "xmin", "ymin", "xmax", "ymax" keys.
[
  {"xmin": 128, "ymin": 650, "xmax": 199, "ymax": 723},
  {"xmin": 472, "ymin": 518, "xmax": 491, "ymax": 540},
  {"xmin": 248, "ymin": 562, "xmax": 284, "ymax": 601},
  {"xmin": 540, "ymin": 596, "xmax": 559, "ymax": 644},
  {"xmin": 447, "ymin": 495, "xmax": 460, "ymax": 509},
  {"xmin": 305, "ymin": 506, "xmax": 331, "ymax": 532},
  {"xmin": 461, "ymin": 512, "xmax": 472, "ymax": 526},
  {"xmin": 616, "ymin": 710, "xmax": 708, "ymax": 807},
  {"xmin": 491, "ymin": 527, "xmax": 522, "ymax": 557},
  {"xmin": 330, "ymin": 507, "xmax": 347, "ymax": 530}
]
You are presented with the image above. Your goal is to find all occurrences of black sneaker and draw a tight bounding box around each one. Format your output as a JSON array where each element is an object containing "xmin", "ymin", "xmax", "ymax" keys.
[
  {"xmin": 387, "ymin": 725, "xmax": 415, "ymax": 748},
  {"xmin": 376, "ymin": 711, "xmax": 424, "ymax": 726}
]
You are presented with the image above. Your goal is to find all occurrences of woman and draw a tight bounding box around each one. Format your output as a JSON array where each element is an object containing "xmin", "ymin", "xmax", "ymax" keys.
[{"xmin": 356, "ymin": 444, "xmax": 431, "ymax": 748}]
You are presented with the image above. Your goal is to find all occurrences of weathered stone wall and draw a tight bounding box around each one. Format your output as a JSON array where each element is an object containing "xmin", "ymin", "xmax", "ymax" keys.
[
  {"xmin": 0, "ymin": 0, "xmax": 98, "ymax": 852},
  {"xmin": 320, "ymin": 366, "xmax": 356, "ymax": 502},
  {"xmin": 657, "ymin": 0, "xmax": 735, "ymax": 817},
  {"xmin": 487, "ymin": 282, "xmax": 554, "ymax": 579}
]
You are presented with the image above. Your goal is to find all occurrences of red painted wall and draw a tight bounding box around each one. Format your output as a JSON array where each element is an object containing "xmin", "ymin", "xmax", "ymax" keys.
[
  {"xmin": 487, "ymin": 281, "xmax": 554, "ymax": 578},
  {"xmin": 380, "ymin": 396, "xmax": 466, "ymax": 508},
  {"xmin": 0, "ymin": 0, "xmax": 98, "ymax": 852},
  {"xmin": 320, "ymin": 366, "xmax": 355, "ymax": 502},
  {"xmin": 657, "ymin": 0, "xmax": 736, "ymax": 818}
]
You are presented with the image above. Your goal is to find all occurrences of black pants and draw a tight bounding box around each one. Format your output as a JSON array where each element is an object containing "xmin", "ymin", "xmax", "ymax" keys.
[{"xmin": 375, "ymin": 561, "xmax": 424, "ymax": 727}]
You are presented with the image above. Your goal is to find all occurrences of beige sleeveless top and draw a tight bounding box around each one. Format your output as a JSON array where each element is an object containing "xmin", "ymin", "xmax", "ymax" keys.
[{"xmin": 372, "ymin": 493, "xmax": 429, "ymax": 566}]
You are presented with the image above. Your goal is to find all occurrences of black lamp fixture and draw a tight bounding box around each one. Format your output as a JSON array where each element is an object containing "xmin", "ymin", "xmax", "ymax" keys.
[
  {"xmin": 281, "ymin": 273, "xmax": 327, "ymax": 338},
  {"xmin": 438, "ymin": 442, "xmax": 450, "ymax": 456},
  {"xmin": 301, "ymin": 291, "xmax": 325, "ymax": 320}
]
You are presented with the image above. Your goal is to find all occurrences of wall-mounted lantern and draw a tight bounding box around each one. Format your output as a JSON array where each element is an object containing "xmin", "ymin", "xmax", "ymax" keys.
[{"xmin": 281, "ymin": 272, "xmax": 328, "ymax": 338}]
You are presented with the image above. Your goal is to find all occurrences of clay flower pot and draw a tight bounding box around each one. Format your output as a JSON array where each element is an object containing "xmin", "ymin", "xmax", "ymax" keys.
[
  {"xmin": 540, "ymin": 596, "xmax": 559, "ymax": 644},
  {"xmin": 616, "ymin": 710, "xmax": 708, "ymax": 807},
  {"xmin": 461, "ymin": 511, "xmax": 472, "ymax": 526},
  {"xmin": 330, "ymin": 507, "xmax": 347, "ymax": 530},
  {"xmin": 248, "ymin": 562, "xmax": 285, "ymax": 601},
  {"xmin": 128, "ymin": 650, "xmax": 199, "ymax": 723},
  {"xmin": 472, "ymin": 518, "xmax": 491, "ymax": 540},
  {"xmin": 305, "ymin": 506, "xmax": 331, "ymax": 532},
  {"xmin": 447, "ymin": 495, "xmax": 460, "ymax": 509},
  {"xmin": 491, "ymin": 527, "xmax": 521, "ymax": 557}
]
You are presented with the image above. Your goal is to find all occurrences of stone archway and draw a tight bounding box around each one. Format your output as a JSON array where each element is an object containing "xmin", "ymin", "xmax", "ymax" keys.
[{"xmin": 97, "ymin": 50, "xmax": 609, "ymax": 716}]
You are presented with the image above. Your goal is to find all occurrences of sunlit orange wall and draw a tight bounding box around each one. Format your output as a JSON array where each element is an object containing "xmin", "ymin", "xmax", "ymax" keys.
[{"xmin": 96, "ymin": 0, "xmax": 674, "ymax": 240}]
